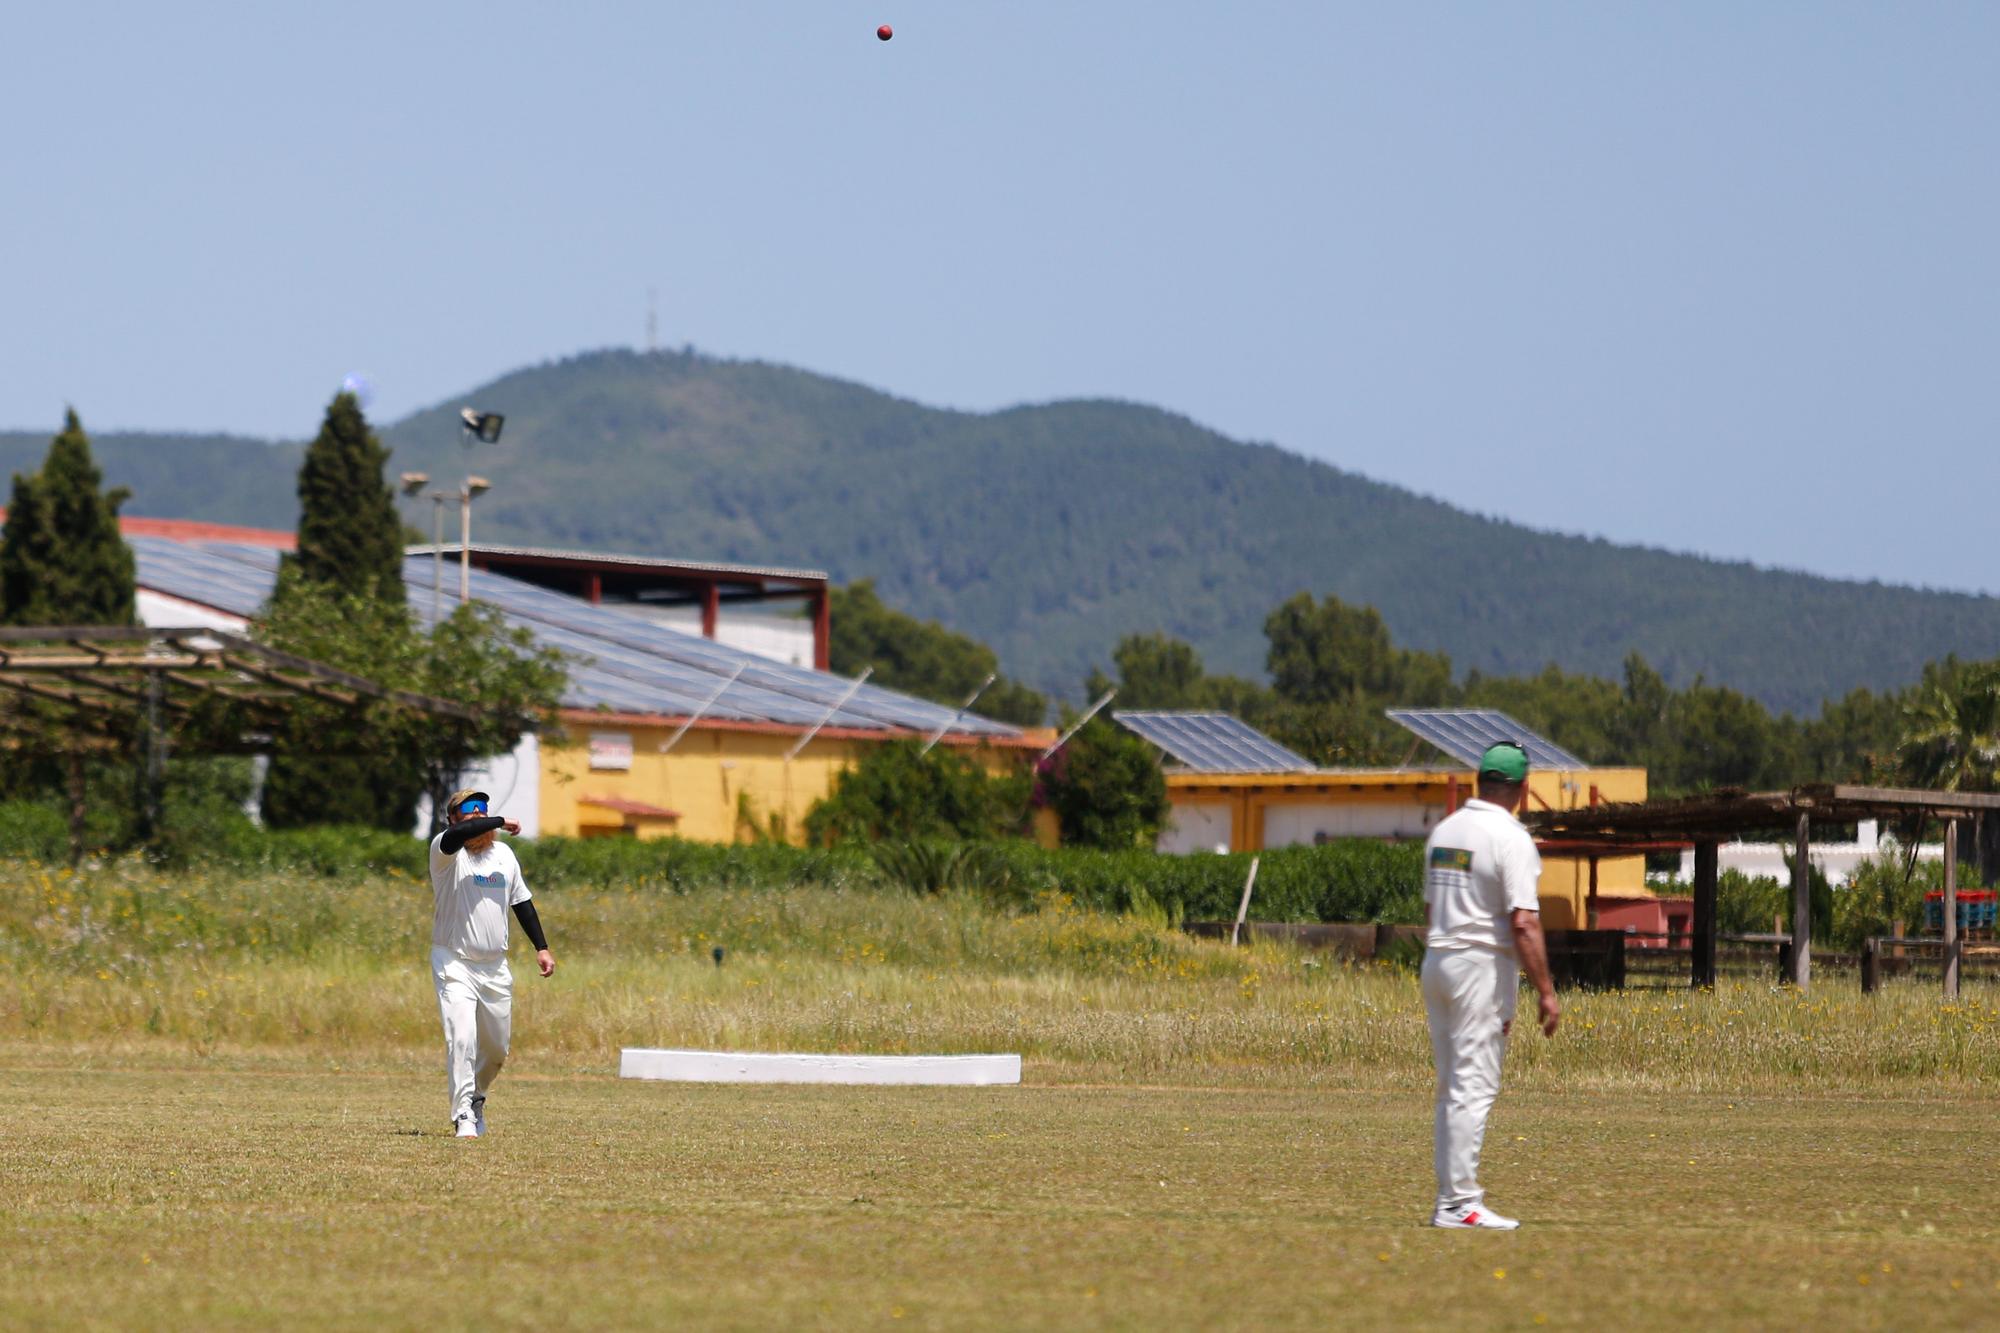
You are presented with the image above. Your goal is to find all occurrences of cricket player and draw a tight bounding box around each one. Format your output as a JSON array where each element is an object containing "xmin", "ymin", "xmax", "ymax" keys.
[
  {"xmin": 429, "ymin": 788, "xmax": 555, "ymax": 1138},
  {"xmin": 1421, "ymin": 742, "xmax": 1559, "ymax": 1228}
]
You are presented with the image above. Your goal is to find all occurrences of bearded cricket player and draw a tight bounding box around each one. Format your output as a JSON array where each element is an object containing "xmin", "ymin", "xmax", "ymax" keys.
[{"xmin": 428, "ymin": 788, "xmax": 555, "ymax": 1138}]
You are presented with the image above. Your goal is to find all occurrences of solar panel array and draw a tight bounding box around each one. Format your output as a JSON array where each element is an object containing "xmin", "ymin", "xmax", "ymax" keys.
[
  {"xmin": 1384, "ymin": 708, "xmax": 1589, "ymax": 771},
  {"xmin": 128, "ymin": 538, "xmax": 1021, "ymax": 739},
  {"xmin": 1114, "ymin": 711, "xmax": 1315, "ymax": 773}
]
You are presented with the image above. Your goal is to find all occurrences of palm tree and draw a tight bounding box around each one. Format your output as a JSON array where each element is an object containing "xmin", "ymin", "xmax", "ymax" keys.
[
  {"xmin": 1899, "ymin": 659, "xmax": 2000, "ymax": 887},
  {"xmin": 1900, "ymin": 661, "xmax": 2000, "ymax": 792}
]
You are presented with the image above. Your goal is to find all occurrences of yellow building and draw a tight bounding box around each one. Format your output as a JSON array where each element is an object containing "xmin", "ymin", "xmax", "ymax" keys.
[
  {"xmin": 1158, "ymin": 766, "xmax": 1648, "ymax": 927},
  {"xmin": 1120, "ymin": 710, "xmax": 1651, "ymax": 927},
  {"xmin": 539, "ymin": 713, "xmax": 1041, "ymax": 843},
  {"xmin": 122, "ymin": 525, "xmax": 1042, "ymax": 840}
]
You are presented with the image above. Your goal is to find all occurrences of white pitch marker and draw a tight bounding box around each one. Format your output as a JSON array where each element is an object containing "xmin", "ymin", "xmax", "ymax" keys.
[{"xmin": 619, "ymin": 1048, "xmax": 1021, "ymax": 1086}]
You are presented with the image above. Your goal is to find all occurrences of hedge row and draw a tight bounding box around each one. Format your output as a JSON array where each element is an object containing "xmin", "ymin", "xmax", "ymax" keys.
[{"xmin": 0, "ymin": 802, "xmax": 1424, "ymax": 926}]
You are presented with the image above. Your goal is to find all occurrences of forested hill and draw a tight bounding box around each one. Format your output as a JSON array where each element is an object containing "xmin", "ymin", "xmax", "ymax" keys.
[{"xmin": 9, "ymin": 347, "xmax": 2000, "ymax": 714}]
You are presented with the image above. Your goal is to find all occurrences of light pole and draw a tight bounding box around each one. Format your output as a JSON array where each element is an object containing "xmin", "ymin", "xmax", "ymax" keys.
[
  {"xmin": 459, "ymin": 475, "xmax": 490, "ymax": 602},
  {"xmin": 402, "ymin": 469, "xmax": 496, "ymax": 620}
]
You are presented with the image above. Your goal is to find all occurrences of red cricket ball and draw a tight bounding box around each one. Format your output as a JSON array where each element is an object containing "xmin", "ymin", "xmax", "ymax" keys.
[{"xmin": 877, "ymin": 24, "xmax": 893, "ymax": 41}]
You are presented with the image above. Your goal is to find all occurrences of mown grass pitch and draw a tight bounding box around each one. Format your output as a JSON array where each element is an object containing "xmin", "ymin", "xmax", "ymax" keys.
[
  {"xmin": 4, "ymin": 864, "xmax": 1998, "ymax": 1328},
  {"xmin": 3, "ymin": 1057, "xmax": 1995, "ymax": 1331}
]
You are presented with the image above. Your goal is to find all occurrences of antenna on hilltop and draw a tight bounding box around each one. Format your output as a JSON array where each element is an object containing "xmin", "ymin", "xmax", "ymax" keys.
[{"xmin": 646, "ymin": 287, "xmax": 658, "ymax": 354}]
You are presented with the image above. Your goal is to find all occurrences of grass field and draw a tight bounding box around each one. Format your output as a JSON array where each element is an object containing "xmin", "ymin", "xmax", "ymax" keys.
[{"xmin": 3, "ymin": 861, "xmax": 1997, "ymax": 1329}]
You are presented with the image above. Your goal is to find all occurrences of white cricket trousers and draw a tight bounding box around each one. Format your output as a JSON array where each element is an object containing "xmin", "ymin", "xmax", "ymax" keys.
[
  {"xmin": 431, "ymin": 946, "xmax": 512, "ymax": 1123},
  {"xmin": 1420, "ymin": 945, "xmax": 1519, "ymax": 1210}
]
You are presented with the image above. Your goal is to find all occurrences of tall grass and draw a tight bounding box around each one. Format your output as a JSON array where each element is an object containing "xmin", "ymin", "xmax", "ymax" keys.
[{"xmin": 2, "ymin": 858, "xmax": 1994, "ymax": 1090}]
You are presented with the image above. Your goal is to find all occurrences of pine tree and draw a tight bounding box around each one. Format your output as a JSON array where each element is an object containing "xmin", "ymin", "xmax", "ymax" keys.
[
  {"xmin": 289, "ymin": 390, "xmax": 406, "ymax": 603},
  {"xmin": 0, "ymin": 409, "xmax": 136, "ymax": 626}
]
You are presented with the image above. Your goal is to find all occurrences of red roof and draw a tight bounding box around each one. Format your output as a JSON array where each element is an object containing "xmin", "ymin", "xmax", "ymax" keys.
[
  {"xmin": 578, "ymin": 795, "xmax": 681, "ymax": 820},
  {"xmin": 0, "ymin": 510, "xmax": 298, "ymax": 550},
  {"xmin": 119, "ymin": 516, "xmax": 295, "ymax": 548}
]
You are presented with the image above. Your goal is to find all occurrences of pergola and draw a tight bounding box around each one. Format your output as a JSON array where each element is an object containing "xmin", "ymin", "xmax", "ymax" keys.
[
  {"xmin": 1529, "ymin": 784, "xmax": 2000, "ymax": 993},
  {"xmin": 0, "ymin": 625, "xmax": 475, "ymax": 855}
]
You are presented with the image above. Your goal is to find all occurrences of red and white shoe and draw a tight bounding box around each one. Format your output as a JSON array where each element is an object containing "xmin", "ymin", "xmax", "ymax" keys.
[{"xmin": 1431, "ymin": 1203, "xmax": 1520, "ymax": 1230}]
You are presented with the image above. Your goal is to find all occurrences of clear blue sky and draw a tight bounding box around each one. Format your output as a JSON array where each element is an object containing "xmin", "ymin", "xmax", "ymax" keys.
[{"xmin": 4, "ymin": 3, "xmax": 1995, "ymax": 591}]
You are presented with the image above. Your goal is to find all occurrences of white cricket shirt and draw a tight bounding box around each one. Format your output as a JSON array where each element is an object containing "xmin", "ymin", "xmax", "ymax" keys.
[
  {"xmin": 1422, "ymin": 798, "xmax": 1542, "ymax": 954},
  {"xmin": 428, "ymin": 831, "xmax": 531, "ymax": 962}
]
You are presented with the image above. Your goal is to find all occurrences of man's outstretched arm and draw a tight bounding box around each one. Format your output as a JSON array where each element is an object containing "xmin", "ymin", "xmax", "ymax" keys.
[{"xmin": 438, "ymin": 816, "xmax": 506, "ymax": 855}]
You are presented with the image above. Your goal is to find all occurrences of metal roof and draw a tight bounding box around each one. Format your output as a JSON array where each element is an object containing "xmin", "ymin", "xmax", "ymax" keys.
[
  {"xmin": 126, "ymin": 537, "xmax": 1018, "ymax": 740},
  {"xmin": 1385, "ymin": 708, "xmax": 1590, "ymax": 771},
  {"xmin": 414, "ymin": 543, "xmax": 826, "ymax": 584},
  {"xmin": 1114, "ymin": 711, "xmax": 1315, "ymax": 773}
]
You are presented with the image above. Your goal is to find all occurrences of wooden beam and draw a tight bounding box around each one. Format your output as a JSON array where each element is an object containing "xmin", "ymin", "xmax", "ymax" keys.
[
  {"xmin": 1826, "ymin": 783, "xmax": 2000, "ymax": 812},
  {"xmin": 0, "ymin": 674, "xmax": 130, "ymax": 717},
  {"xmin": 1943, "ymin": 820, "xmax": 1960, "ymax": 1001},
  {"xmin": 1692, "ymin": 840, "xmax": 1719, "ymax": 990},
  {"xmin": 1791, "ymin": 813, "xmax": 1812, "ymax": 990},
  {"xmin": 0, "ymin": 652, "xmax": 205, "ymax": 671}
]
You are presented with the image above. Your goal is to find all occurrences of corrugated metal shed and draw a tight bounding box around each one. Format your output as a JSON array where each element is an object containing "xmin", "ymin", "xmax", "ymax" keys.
[{"xmin": 127, "ymin": 537, "xmax": 1020, "ymax": 741}]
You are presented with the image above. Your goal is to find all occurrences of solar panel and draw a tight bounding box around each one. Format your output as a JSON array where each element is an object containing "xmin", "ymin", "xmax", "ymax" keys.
[
  {"xmin": 1384, "ymin": 708, "xmax": 1589, "ymax": 771},
  {"xmin": 1114, "ymin": 711, "xmax": 1315, "ymax": 772},
  {"xmin": 127, "ymin": 537, "xmax": 1021, "ymax": 739}
]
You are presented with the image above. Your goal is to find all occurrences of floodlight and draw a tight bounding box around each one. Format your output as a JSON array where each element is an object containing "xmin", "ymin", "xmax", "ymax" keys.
[
  {"xmin": 399, "ymin": 471, "xmax": 430, "ymax": 496},
  {"xmin": 459, "ymin": 408, "xmax": 505, "ymax": 444},
  {"xmin": 465, "ymin": 476, "xmax": 492, "ymax": 498}
]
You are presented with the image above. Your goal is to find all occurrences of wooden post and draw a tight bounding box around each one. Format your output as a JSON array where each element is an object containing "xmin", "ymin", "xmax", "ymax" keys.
[
  {"xmin": 811, "ymin": 588, "xmax": 831, "ymax": 671},
  {"xmin": 66, "ymin": 749, "xmax": 87, "ymax": 869},
  {"xmin": 134, "ymin": 670, "xmax": 166, "ymax": 846},
  {"xmin": 1230, "ymin": 856, "xmax": 1261, "ymax": 947},
  {"xmin": 1977, "ymin": 812, "xmax": 1993, "ymax": 897},
  {"xmin": 1860, "ymin": 937, "xmax": 1878, "ymax": 995},
  {"xmin": 1691, "ymin": 839, "xmax": 1718, "ymax": 990},
  {"xmin": 1586, "ymin": 856, "xmax": 1600, "ymax": 929},
  {"xmin": 1943, "ymin": 820, "xmax": 1960, "ymax": 1000},
  {"xmin": 701, "ymin": 582, "xmax": 721, "ymax": 640},
  {"xmin": 1790, "ymin": 813, "xmax": 1811, "ymax": 990}
]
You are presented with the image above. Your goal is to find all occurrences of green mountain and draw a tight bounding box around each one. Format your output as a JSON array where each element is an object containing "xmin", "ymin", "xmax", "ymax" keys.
[{"xmin": 10, "ymin": 347, "xmax": 2000, "ymax": 715}]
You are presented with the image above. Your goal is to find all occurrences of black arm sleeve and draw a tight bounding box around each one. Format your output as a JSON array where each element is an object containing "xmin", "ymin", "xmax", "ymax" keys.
[
  {"xmin": 512, "ymin": 900, "xmax": 548, "ymax": 952},
  {"xmin": 438, "ymin": 816, "xmax": 506, "ymax": 855}
]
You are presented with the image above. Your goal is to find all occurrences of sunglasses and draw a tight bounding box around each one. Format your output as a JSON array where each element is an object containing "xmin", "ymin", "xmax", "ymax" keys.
[{"xmin": 458, "ymin": 799, "xmax": 489, "ymax": 815}]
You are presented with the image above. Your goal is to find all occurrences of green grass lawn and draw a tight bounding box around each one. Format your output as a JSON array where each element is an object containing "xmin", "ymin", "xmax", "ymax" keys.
[
  {"xmin": 3, "ymin": 863, "xmax": 1997, "ymax": 1328},
  {"xmin": 2, "ymin": 1061, "xmax": 1994, "ymax": 1331}
]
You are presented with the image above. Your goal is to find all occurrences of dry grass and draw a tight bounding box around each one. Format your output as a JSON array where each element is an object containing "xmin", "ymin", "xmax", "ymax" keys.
[{"xmin": 2, "ymin": 862, "xmax": 1995, "ymax": 1092}]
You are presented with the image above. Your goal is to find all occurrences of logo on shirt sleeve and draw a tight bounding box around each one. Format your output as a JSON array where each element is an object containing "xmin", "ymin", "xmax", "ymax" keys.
[{"xmin": 1429, "ymin": 847, "xmax": 1473, "ymax": 872}]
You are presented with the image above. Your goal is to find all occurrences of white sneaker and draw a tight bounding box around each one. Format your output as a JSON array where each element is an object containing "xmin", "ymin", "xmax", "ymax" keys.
[
  {"xmin": 1432, "ymin": 1203, "xmax": 1520, "ymax": 1230},
  {"xmin": 454, "ymin": 1115, "xmax": 479, "ymax": 1139},
  {"xmin": 471, "ymin": 1096, "xmax": 487, "ymax": 1137}
]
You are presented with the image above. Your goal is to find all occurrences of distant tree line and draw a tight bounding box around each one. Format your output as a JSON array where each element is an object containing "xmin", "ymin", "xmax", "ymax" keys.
[{"xmin": 841, "ymin": 575, "xmax": 2000, "ymax": 813}]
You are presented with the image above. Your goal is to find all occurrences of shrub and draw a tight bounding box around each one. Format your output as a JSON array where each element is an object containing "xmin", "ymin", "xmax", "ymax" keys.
[
  {"xmin": 804, "ymin": 741, "xmax": 1030, "ymax": 845},
  {"xmin": 1033, "ymin": 716, "xmax": 1169, "ymax": 849}
]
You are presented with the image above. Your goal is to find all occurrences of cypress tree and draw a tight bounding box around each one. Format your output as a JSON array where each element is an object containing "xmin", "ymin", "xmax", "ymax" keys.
[
  {"xmin": 262, "ymin": 391, "xmax": 419, "ymax": 830},
  {"xmin": 0, "ymin": 408, "xmax": 136, "ymax": 626},
  {"xmin": 289, "ymin": 390, "xmax": 406, "ymax": 603}
]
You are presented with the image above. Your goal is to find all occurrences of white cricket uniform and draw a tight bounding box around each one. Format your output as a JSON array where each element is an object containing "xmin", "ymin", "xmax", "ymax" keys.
[
  {"xmin": 428, "ymin": 829, "xmax": 531, "ymax": 1124},
  {"xmin": 1420, "ymin": 798, "xmax": 1542, "ymax": 1211}
]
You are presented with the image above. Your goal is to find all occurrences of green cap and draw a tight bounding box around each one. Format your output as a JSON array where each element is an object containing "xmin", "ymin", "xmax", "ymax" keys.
[{"xmin": 1478, "ymin": 742, "xmax": 1529, "ymax": 783}]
